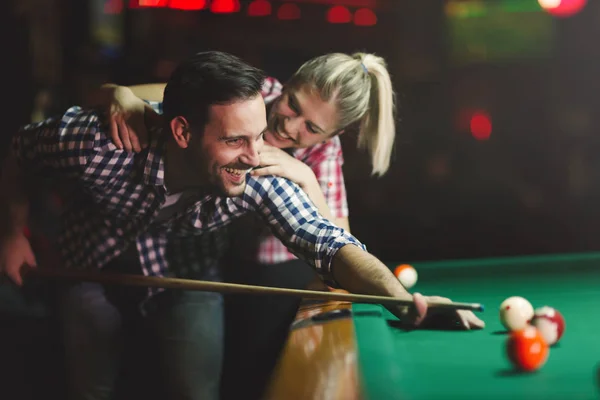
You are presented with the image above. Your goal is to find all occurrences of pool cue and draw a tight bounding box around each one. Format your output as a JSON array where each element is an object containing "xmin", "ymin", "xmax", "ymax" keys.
[{"xmin": 26, "ymin": 268, "xmax": 484, "ymax": 312}]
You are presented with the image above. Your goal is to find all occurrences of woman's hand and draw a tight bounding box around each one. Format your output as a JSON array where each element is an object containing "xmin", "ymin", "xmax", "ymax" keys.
[
  {"xmin": 104, "ymin": 85, "xmax": 153, "ymax": 152},
  {"xmin": 251, "ymin": 145, "xmax": 315, "ymax": 189}
]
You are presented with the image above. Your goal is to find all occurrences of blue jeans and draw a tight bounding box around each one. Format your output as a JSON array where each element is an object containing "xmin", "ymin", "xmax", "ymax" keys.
[{"xmin": 60, "ymin": 282, "xmax": 224, "ymax": 400}]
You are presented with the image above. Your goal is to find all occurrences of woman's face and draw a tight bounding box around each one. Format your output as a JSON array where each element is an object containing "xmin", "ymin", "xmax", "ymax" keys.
[{"xmin": 264, "ymin": 85, "xmax": 341, "ymax": 149}]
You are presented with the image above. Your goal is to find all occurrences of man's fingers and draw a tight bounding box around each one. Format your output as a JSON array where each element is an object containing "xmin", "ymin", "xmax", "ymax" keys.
[
  {"xmin": 109, "ymin": 116, "xmax": 123, "ymax": 149},
  {"xmin": 457, "ymin": 311, "xmax": 471, "ymax": 330},
  {"xmin": 428, "ymin": 296, "xmax": 451, "ymax": 303},
  {"xmin": 458, "ymin": 311, "xmax": 485, "ymax": 330},
  {"xmin": 468, "ymin": 313, "xmax": 485, "ymax": 329},
  {"xmin": 412, "ymin": 292, "xmax": 428, "ymax": 326},
  {"xmin": 25, "ymin": 250, "xmax": 37, "ymax": 268},
  {"xmin": 7, "ymin": 267, "xmax": 23, "ymax": 286}
]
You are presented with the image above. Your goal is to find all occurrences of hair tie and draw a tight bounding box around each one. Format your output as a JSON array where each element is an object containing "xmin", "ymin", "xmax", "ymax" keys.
[{"xmin": 360, "ymin": 62, "xmax": 368, "ymax": 74}]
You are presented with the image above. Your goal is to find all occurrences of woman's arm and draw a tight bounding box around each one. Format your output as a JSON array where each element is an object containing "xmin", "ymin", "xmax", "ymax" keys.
[
  {"xmin": 86, "ymin": 84, "xmax": 158, "ymax": 151},
  {"xmin": 251, "ymin": 145, "xmax": 342, "ymax": 224},
  {"xmin": 127, "ymin": 83, "xmax": 167, "ymax": 102}
]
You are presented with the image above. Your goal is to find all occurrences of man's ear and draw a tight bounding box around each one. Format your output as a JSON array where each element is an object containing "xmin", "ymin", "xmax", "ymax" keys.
[{"xmin": 169, "ymin": 116, "xmax": 192, "ymax": 149}]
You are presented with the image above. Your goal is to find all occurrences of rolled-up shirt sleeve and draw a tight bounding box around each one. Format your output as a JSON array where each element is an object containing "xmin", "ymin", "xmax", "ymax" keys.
[{"xmin": 234, "ymin": 175, "xmax": 366, "ymax": 286}]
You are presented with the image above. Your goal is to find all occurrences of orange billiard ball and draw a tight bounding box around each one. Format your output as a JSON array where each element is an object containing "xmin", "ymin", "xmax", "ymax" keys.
[
  {"xmin": 505, "ymin": 325, "xmax": 549, "ymax": 372},
  {"xmin": 394, "ymin": 264, "xmax": 418, "ymax": 289}
]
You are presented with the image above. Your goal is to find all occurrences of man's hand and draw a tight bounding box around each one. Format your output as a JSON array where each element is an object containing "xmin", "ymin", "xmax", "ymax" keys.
[
  {"xmin": 390, "ymin": 294, "xmax": 485, "ymax": 330},
  {"xmin": 388, "ymin": 292, "xmax": 429, "ymax": 327},
  {"xmin": 0, "ymin": 233, "xmax": 36, "ymax": 286},
  {"xmin": 422, "ymin": 295, "xmax": 485, "ymax": 330}
]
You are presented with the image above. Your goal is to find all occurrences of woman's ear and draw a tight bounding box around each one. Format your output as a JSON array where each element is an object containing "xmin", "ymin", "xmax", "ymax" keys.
[{"xmin": 169, "ymin": 116, "xmax": 192, "ymax": 149}]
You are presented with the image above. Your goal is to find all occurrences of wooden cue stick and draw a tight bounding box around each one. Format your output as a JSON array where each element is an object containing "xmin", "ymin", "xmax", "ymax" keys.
[{"xmin": 27, "ymin": 268, "xmax": 484, "ymax": 312}]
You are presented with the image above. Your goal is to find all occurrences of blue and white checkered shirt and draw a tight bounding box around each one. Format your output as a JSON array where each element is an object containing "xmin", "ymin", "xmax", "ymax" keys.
[{"xmin": 12, "ymin": 106, "xmax": 365, "ymax": 294}]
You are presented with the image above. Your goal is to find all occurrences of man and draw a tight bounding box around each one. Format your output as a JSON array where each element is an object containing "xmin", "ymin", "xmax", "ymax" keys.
[{"xmin": 0, "ymin": 51, "xmax": 483, "ymax": 400}]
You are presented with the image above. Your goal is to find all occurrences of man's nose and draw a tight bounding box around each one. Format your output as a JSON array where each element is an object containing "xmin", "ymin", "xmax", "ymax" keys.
[{"xmin": 240, "ymin": 140, "xmax": 261, "ymax": 168}]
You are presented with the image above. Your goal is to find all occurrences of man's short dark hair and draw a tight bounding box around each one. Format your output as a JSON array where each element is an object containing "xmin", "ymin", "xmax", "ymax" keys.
[{"xmin": 163, "ymin": 51, "xmax": 266, "ymax": 134}]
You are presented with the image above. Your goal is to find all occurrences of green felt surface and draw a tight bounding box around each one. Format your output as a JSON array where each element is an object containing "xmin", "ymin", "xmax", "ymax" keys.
[{"xmin": 353, "ymin": 253, "xmax": 600, "ymax": 400}]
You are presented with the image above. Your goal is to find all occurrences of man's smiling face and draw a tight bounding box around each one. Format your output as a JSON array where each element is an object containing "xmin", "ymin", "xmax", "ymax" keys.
[{"xmin": 197, "ymin": 94, "xmax": 267, "ymax": 197}]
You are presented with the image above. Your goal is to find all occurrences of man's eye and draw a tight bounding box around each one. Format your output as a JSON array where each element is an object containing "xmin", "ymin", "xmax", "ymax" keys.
[
  {"xmin": 307, "ymin": 124, "xmax": 319, "ymax": 134},
  {"xmin": 226, "ymin": 139, "xmax": 242, "ymax": 146}
]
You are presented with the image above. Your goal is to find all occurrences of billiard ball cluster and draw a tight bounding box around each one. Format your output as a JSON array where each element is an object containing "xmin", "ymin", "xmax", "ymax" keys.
[
  {"xmin": 499, "ymin": 296, "xmax": 566, "ymax": 372},
  {"xmin": 393, "ymin": 264, "xmax": 418, "ymax": 290}
]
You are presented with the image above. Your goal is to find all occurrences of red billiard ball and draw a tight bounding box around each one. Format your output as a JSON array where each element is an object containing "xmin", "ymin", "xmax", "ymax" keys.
[
  {"xmin": 531, "ymin": 306, "xmax": 565, "ymax": 346},
  {"xmin": 505, "ymin": 325, "xmax": 549, "ymax": 372}
]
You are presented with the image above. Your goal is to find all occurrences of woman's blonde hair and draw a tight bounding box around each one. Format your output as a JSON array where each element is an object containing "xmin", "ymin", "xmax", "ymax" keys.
[{"xmin": 286, "ymin": 52, "xmax": 396, "ymax": 176}]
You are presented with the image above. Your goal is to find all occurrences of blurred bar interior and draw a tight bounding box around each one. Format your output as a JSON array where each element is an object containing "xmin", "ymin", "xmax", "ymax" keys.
[{"xmin": 1, "ymin": 0, "xmax": 596, "ymax": 262}]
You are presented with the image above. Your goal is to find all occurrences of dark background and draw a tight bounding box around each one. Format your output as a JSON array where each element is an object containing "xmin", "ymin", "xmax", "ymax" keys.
[{"xmin": 2, "ymin": 0, "xmax": 598, "ymax": 263}]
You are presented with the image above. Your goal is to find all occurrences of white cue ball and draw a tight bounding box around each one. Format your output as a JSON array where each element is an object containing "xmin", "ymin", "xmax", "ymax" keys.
[{"xmin": 499, "ymin": 296, "xmax": 534, "ymax": 331}]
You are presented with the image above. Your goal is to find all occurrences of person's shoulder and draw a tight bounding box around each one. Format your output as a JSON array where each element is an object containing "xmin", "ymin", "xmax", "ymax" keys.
[
  {"xmin": 13, "ymin": 106, "xmax": 125, "ymax": 173},
  {"xmin": 19, "ymin": 106, "xmax": 104, "ymax": 140},
  {"xmin": 34, "ymin": 106, "xmax": 128, "ymax": 159},
  {"xmin": 245, "ymin": 174, "xmax": 301, "ymax": 198},
  {"xmin": 55, "ymin": 106, "xmax": 115, "ymax": 149},
  {"xmin": 294, "ymin": 136, "xmax": 344, "ymax": 166}
]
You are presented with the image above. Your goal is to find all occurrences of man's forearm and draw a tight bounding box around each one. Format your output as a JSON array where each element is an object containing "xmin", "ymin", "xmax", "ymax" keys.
[{"xmin": 331, "ymin": 244, "xmax": 410, "ymax": 299}]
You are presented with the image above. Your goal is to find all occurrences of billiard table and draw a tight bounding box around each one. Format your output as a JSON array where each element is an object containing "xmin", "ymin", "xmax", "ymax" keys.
[{"xmin": 265, "ymin": 252, "xmax": 600, "ymax": 399}]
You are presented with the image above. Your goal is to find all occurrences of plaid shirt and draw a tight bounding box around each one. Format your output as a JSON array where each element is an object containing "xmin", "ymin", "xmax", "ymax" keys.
[
  {"xmin": 257, "ymin": 138, "xmax": 349, "ymax": 264},
  {"xmin": 257, "ymin": 77, "xmax": 350, "ymax": 264},
  {"xmin": 11, "ymin": 105, "xmax": 365, "ymax": 297}
]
